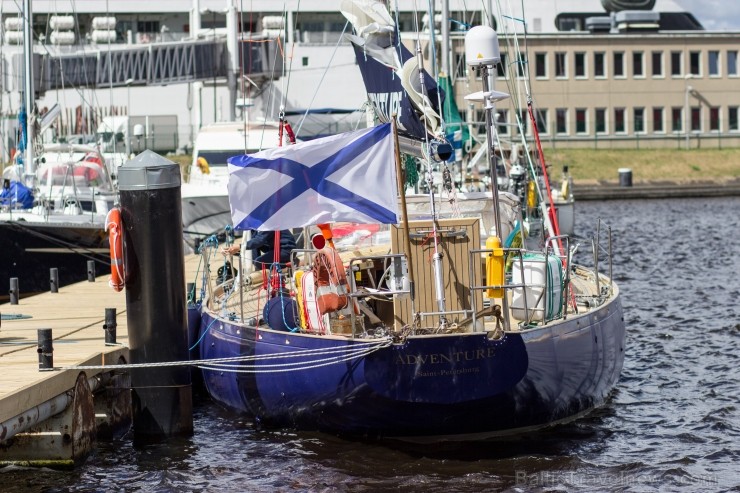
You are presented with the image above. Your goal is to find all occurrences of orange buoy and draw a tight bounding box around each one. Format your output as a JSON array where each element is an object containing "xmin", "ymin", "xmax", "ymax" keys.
[
  {"xmin": 312, "ymin": 248, "xmax": 350, "ymax": 315},
  {"xmin": 105, "ymin": 208, "xmax": 125, "ymax": 292}
]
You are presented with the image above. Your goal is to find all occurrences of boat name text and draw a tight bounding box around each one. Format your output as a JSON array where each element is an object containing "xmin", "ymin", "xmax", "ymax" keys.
[{"xmin": 396, "ymin": 348, "xmax": 496, "ymax": 366}]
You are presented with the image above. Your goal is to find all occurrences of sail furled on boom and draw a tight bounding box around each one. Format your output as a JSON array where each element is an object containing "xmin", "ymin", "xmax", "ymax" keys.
[{"xmin": 341, "ymin": 0, "xmax": 445, "ymax": 142}]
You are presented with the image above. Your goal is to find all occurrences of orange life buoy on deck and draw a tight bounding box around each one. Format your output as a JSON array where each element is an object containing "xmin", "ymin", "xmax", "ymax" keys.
[
  {"xmin": 106, "ymin": 208, "xmax": 125, "ymax": 292},
  {"xmin": 312, "ymin": 248, "xmax": 350, "ymax": 315}
]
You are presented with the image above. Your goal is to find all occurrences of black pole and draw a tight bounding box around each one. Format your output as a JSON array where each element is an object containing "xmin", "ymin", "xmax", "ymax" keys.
[
  {"xmin": 9, "ymin": 277, "xmax": 18, "ymax": 305},
  {"xmin": 87, "ymin": 260, "xmax": 96, "ymax": 282},
  {"xmin": 50, "ymin": 268, "xmax": 59, "ymax": 293},
  {"xmin": 118, "ymin": 150, "xmax": 193, "ymax": 442},
  {"xmin": 37, "ymin": 328, "xmax": 53, "ymax": 370},
  {"xmin": 103, "ymin": 307, "xmax": 117, "ymax": 345}
]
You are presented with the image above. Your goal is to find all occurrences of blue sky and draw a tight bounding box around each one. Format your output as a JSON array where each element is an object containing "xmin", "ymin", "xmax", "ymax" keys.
[{"xmin": 674, "ymin": 0, "xmax": 740, "ymax": 30}]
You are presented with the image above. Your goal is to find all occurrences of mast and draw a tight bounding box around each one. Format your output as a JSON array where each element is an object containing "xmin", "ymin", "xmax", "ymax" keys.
[{"xmin": 23, "ymin": 0, "xmax": 35, "ymax": 179}]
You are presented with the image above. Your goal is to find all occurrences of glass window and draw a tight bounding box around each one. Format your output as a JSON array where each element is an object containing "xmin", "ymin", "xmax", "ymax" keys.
[
  {"xmin": 497, "ymin": 109, "xmax": 509, "ymax": 135},
  {"xmin": 691, "ymin": 107, "xmax": 701, "ymax": 132},
  {"xmin": 689, "ymin": 51, "xmax": 701, "ymax": 76},
  {"xmin": 595, "ymin": 108, "xmax": 607, "ymax": 133},
  {"xmin": 728, "ymin": 51, "xmax": 738, "ymax": 76},
  {"xmin": 614, "ymin": 108, "xmax": 625, "ymax": 133},
  {"xmin": 535, "ymin": 52, "xmax": 547, "ymax": 78},
  {"xmin": 709, "ymin": 51, "xmax": 720, "ymax": 76},
  {"xmin": 671, "ymin": 51, "xmax": 682, "ymax": 76},
  {"xmin": 652, "ymin": 51, "xmax": 663, "ymax": 77},
  {"xmin": 594, "ymin": 52, "xmax": 606, "ymax": 78},
  {"xmin": 729, "ymin": 106, "xmax": 739, "ymax": 131},
  {"xmin": 633, "ymin": 52, "xmax": 644, "ymax": 78},
  {"xmin": 556, "ymin": 108, "xmax": 567, "ymax": 134},
  {"xmin": 555, "ymin": 52, "xmax": 567, "ymax": 78},
  {"xmin": 576, "ymin": 108, "xmax": 587, "ymax": 133},
  {"xmin": 536, "ymin": 109, "xmax": 548, "ymax": 134},
  {"xmin": 634, "ymin": 108, "xmax": 645, "ymax": 133},
  {"xmin": 516, "ymin": 55, "xmax": 527, "ymax": 78},
  {"xmin": 518, "ymin": 110, "xmax": 529, "ymax": 135},
  {"xmin": 652, "ymin": 107, "xmax": 664, "ymax": 133},
  {"xmin": 575, "ymin": 52, "xmax": 586, "ymax": 78},
  {"xmin": 613, "ymin": 52, "xmax": 625, "ymax": 77},
  {"xmin": 709, "ymin": 107, "xmax": 720, "ymax": 131},
  {"xmin": 496, "ymin": 53, "xmax": 507, "ymax": 78},
  {"xmin": 672, "ymin": 107, "xmax": 683, "ymax": 132}
]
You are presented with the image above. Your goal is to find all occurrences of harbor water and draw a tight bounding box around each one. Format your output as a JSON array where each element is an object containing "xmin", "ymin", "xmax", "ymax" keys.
[{"xmin": 1, "ymin": 197, "xmax": 738, "ymax": 492}]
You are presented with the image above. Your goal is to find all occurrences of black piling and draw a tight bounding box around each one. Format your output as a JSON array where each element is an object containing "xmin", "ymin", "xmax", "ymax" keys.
[
  {"xmin": 9, "ymin": 277, "xmax": 18, "ymax": 304},
  {"xmin": 37, "ymin": 328, "xmax": 53, "ymax": 370},
  {"xmin": 117, "ymin": 150, "xmax": 193, "ymax": 442},
  {"xmin": 103, "ymin": 308, "xmax": 117, "ymax": 345},
  {"xmin": 50, "ymin": 268, "xmax": 59, "ymax": 293},
  {"xmin": 87, "ymin": 260, "xmax": 96, "ymax": 282}
]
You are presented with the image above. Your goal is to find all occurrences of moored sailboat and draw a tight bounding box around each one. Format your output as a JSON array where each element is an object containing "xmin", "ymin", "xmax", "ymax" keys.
[{"xmin": 189, "ymin": 6, "xmax": 625, "ymax": 439}]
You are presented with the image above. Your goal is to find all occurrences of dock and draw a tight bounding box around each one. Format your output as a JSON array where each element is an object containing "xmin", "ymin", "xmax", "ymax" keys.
[
  {"xmin": 573, "ymin": 178, "xmax": 740, "ymax": 200},
  {"xmin": 0, "ymin": 253, "xmax": 206, "ymax": 466}
]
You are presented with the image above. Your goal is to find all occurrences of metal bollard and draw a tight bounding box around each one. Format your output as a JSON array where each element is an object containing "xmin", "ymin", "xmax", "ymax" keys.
[
  {"xmin": 103, "ymin": 308, "xmax": 117, "ymax": 345},
  {"xmin": 37, "ymin": 328, "xmax": 54, "ymax": 371},
  {"xmin": 87, "ymin": 260, "xmax": 96, "ymax": 282},
  {"xmin": 9, "ymin": 277, "xmax": 19, "ymax": 305},
  {"xmin": 50, "ymin": 268, "xmax": 59, "ymax": 293}
]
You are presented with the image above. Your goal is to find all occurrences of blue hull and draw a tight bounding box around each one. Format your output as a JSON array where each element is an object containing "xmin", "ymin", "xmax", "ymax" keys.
[{"xmin": 197, "ymin": 298, "xmax": 625, "ymax": 439}]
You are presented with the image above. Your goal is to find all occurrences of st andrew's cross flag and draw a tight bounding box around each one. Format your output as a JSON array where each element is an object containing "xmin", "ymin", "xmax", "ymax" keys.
[{"xmin": 227, "ymin": 123, "xmax": 398, "ymax": 231}]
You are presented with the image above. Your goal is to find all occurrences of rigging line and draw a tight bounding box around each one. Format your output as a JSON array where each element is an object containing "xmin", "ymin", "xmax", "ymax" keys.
[{"xmin": 294, "ymin": 20, "xmax": 350, "ymax": 138}]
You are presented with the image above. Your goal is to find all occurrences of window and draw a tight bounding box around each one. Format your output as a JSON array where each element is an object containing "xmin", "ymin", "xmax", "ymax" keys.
[
  {"xmin": 595, "ymin": 108, "xmax": 607, "ymax": 134},
  {"xmin": 555, "ymin": 52, "xmax": 567, "ymax": 78},
  {"xmin": 496, "ymin": 109, "xmax": 509, "ymax": 135},
  {"xmin": 516, "ymin": 55, "xmax": 527, "ymax": 78},
  {"xmin": 575, "ymin": 52, "xmax": 586, "ymax": 78},
  {"xmin": 652, "ymin": 107, "xmax": 664, "ymax": 133},
  {"xmin": 594, "ymin": 52, "xmax": 606, "ymax": 78},
  {"xmin": 729, "ymin": 106, "xmax": 739, "ymax": 131},
  {"xmin": 709, "ymin": 107, "xmax": 720, "ymax": 131},
  {"xmin": 672, "ymin": 107, "xmax": 683, "ymax": 132},
  {"xmin": 576, "ymin": 108, "xmax": 587, "ymax": 133},
  {"xmin": 614, "ymin": 108, "xmax": 626, "ymax": 133},
  {"xmin": 556, "ymin": 108, "xmax": 568, "ymax": 134},
  {"xmin": 728, "ymin": 51, "xmax": 738, "ymax": 76},
  {"xmin": 651, "ymin": 51, "xmax": 663, "ymax": 77},
  {"xmin": 613, "ymin": 52, "xmax": 625, "ymax": 78},
  {"xmin": 634, "ymin": 108, "xmax": 645, "ymax": 133},
  {"xmin": 518, "ymin": 110, "xmax": 529, "ymax": 135},
  {"xmin": 671, "ymin": 51, "xmax": 682, "ymax": 76},
  {"xmin": 689, "ymin": 51, "xmax": 701, "ymax": 76},
  {"xmin": 536, "ymin": 109, "xmax": 548, "ymax": 134},
  {"xmin": 691, "ymin": 107, "xmax": 701, "ymax": 132},
  {"xmin": 709, "ymin": 51, "xmax": 720, "ymax": 76},
  {"xmin": 535, "ymin": 52, "xmax": 548, "ymax": 78},
  {"xmin": 454, "ymin": 52, "xmax": 467, "ymax": 78},
  {"xmin": 496, "ymin": 53, "xmax": 507, "ymax": 78},
  {"xmin": 633, "ymin": 51, "xmax": 644, "ymax": 78}
]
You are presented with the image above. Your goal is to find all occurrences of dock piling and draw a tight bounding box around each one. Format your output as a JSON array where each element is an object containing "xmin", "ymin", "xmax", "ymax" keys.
[{"xmin": 118, "ymin": 150, "xmax": 193, "ymax": 442}]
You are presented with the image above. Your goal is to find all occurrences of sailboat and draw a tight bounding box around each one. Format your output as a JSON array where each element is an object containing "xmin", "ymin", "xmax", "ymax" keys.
[
  {"xmin": 188, "ymin": 1, "xmax": 625, "ymax": 441},
  {"xmin": 0, "ymin": 1, "xmax": 119, "ymax": 295}
]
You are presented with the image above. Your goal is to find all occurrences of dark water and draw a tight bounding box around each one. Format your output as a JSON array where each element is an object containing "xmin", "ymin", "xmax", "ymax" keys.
[{"xmin": 2, "ymin": 197, "xmax": 739, "ymax": 492}]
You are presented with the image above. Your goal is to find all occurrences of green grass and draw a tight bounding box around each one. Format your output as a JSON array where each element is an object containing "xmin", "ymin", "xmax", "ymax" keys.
[{"xmin": 544, "ymin": 148, "xmax": 740, "ymax": 184}]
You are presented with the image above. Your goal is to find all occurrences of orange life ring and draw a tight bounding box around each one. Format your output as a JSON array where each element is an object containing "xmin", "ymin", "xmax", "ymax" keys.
[
  {"xmin": 105, "ymin": 208, "xmax": 125, "ymax": 292},
  {"xmin": 312, "ymin": 248, "xmax": 350, "ymax": 315}
]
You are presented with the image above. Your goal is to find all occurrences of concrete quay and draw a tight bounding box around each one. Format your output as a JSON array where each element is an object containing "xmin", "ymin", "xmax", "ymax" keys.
[{"xmin": 572, "ymin": 178, "xmax": 740, "ymax": 200}]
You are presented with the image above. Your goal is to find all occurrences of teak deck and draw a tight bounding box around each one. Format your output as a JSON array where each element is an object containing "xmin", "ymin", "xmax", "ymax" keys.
[{"xmin": 0, "ymin": 254, "xmax": 203, "ymax": 424}]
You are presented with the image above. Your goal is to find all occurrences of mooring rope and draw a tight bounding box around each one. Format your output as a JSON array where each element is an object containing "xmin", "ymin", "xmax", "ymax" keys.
[{"xmin": 56, "ymin": 338, "xmax": 392, "ymax": 373}]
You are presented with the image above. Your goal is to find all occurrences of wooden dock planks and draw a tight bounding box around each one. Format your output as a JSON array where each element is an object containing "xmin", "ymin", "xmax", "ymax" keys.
[{"xmin": 0, "ymin": 253, "xmax": 205, "ymax": 424}]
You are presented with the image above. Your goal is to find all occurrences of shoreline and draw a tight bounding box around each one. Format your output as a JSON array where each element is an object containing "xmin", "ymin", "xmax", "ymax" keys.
[{"xmin": 571, "ymin": 178, "xmax": 740, "ymax": 200}]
